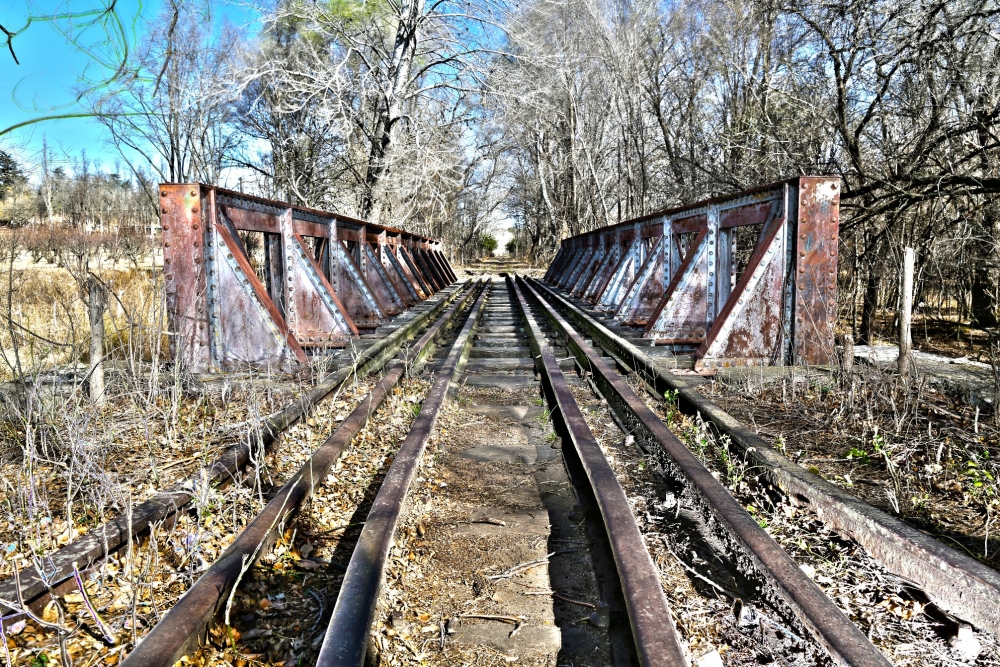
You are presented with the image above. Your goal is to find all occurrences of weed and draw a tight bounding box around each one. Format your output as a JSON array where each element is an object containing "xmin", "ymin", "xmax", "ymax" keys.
[
  {"xmin": 716, "ymin": 435, "xmax": 744, "ymax": 489},
  {"xmin": 910, "ymin": 493, "xmax": 930, "ymax": 511},
  {"xmin": 746, "ymin": 504, "xmax": 768, "ymax": 529},
  {"xmin": 662, "ymin": 389, "xmax": 680, "ymax": 425},
  {"xmin": 844, "ymin": 447, "xmax": 870, "ymax": 463},
  {"xmin": 871, "ymin": 429, "xmax": 887, "ymax": 455},
  {"xmin": 965, "ymin": 460, "xmax": 996, "ymax": 496}
]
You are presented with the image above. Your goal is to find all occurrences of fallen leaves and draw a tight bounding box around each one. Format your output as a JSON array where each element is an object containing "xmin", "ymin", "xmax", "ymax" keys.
[{"xmin": 183, "ymin": 376, "xmax": 432, "ymax": 666}]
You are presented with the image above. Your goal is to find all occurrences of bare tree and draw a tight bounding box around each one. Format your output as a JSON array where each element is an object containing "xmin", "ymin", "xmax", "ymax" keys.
[
  {"xmin": 94, "ymin": 0, "xmax": 241, "ymax": 184},
  {"xmin": 231, "ymin": 0, "xmax": 509, "ymax": 225}
]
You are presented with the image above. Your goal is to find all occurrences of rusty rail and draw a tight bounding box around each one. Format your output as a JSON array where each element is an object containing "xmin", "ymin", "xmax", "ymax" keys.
[
  {"xmin": 520, "ymin": 276, "xmax": 892, "ymax": 666},
  {"xmin": 509, "ymin": 277, "xmax": 689, "ymax": 667},
  {"xmin": 159, "ymin": 184, "xmax": 456, "ymax": 372},
  {"xmin": 545, "ymin": 177, "xmax": 840, "ymax": 369},
  {"xmin": 528, "ymin": 276, "xmax": 1000, "ymax": 642},
  {"xmin": 119, "ymin": 279, "xmax": 488, "ymax": 667},
  {"xmin": 315, "ymin": 279, "xmax": 491, "ymax": 666},
  {"xmin": 0, "ymin": 281, "xmax": 472, "ymax": 631}
]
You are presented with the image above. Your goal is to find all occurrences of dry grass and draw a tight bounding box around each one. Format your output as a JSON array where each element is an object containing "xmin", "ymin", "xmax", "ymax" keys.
[
  {"xmin": 0, "ymin": 258, "xmax": 351, "ymax": 666},
  {"xmin": 630, "ymin": 373, "xmax": 1000, "ymax": 666},
  {"xmin": 700, "ymin": 364, "xmax": 1000, "ymax": 568},
  {"xmin": 0, "ymin": 265, "xmax": 165, "ymax": 382}
]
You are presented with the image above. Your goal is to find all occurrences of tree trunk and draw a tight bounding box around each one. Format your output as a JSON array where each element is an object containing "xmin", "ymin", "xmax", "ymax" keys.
[
  {"xmin": 358, "ymin": 0, "xmax": 426, "ymax": 222},
  {"xmin": 88, "ymin": 278, "xmax": 107, "ymax": 406},
  {"xmin": 41, "ymin": 138, "xmax": 54, "ymax": 224},
  {"xmin": 899, "ymin": 247, "xmax": 914, "ymax": 380},
  {"xmin": 971, "ymin": 202, "xmax": 1000, "ymax": 329},
  {"xmin": 840, "ymin": 333, "xmax": 854, "ymax": 376},
  {"xmin": 859, "ymin": 270, "xmax": 879, "ymax": 345}
]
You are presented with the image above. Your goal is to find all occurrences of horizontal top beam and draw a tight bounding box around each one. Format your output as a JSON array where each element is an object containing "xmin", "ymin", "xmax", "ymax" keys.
[
  {"xmin": 563, "ymin": 176, "xmax": 838, "ymax": 243},
  {"xmin": 165, "ymin": 183, "xmax": 441, "ymax": 246}
]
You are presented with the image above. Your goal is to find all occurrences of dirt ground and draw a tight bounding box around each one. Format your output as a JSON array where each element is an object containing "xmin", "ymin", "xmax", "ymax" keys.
[
  {"xmin": 366, "ymin": 384, "xmax": 615, "ymax": 667},
  {"xmin": 868, "ymin": 312, "xmax": 997, "ymax": 362}
]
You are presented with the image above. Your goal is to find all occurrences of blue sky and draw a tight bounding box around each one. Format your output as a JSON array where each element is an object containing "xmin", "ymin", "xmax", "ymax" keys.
[{"xmin": 0, "ymin": 0, "xmax": 259, "ymax": 179}]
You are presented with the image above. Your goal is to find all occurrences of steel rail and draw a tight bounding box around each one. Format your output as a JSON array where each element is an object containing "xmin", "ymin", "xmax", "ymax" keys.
[
  {"xmin": 119, "ymin": 279, "xmax": 489, "ymax": 667},
  {"xmin": 315, "ymin": 279, "xmax": 492, "ymax": 667},
  {"xmin": 0, "ymin": 281, "xmax": 472, "ymax": 629},
  {"xmin": 508, "ymin": 277, "xmax": 688, "ymax": 667},
  {"xmin": 520, "ymin": 276, "xmax": 892, "ymax": 667},
  {"xmin": 530, "ymin": 277, "xmax": 1000, "ymax": 641}
]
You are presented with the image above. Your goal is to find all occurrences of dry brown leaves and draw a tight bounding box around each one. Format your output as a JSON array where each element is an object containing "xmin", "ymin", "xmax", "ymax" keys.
[
  {"xmin": 0, "ymin": 375, "xmax": 386, "ymax": 666},
  {"xmin": 184, "ymin": 376, "xmax": 433, "ymax": 667}
]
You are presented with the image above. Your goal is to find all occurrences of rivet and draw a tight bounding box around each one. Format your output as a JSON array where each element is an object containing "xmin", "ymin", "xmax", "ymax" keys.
[
  {"xmin": 161, "ymin": 191, "xmax": 168, "ymax": 197},
  {"xmin": 190, "ymin": 189, "xmax": 197, "ymax": 197},
  {"xmin": 195, "ymin": 258, "xmax": 202, "ymax": 264},
  {"xmin": 164, "ymin": 242, "xmax": 170, "ymax": 247},
  {"xmin": 165, "ymin": 257, "xmax": 171, "ymax": 263},
  {"xmin": 192, "ymin": 207, "xmax": 198, "ymax": 213},
  {"xmin": 193, "ymin": 224, "xmax": 199, "ymax": 230},
  {"xmin": 162, "ymin": 208, "xmax": 169, "ymax": 214}
]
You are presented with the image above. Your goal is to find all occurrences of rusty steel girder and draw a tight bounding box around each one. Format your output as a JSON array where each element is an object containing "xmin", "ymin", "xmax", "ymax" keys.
[
  {"xmin": 160, "ymin": 184, "xmax": 455, "ymax": 372},
  {"xmin": 545, "ymin": 177, "xmax": 840, "ymax": 368}
]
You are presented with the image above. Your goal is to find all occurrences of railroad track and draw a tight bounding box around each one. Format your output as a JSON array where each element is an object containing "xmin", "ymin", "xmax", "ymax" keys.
[
  {"xmin": 526, "ymin": 278, "xmax": 1000, "ymax": 637},
  {"xmin": 2, "ymin": 273, "xmax": 997, "ymax": 666}
]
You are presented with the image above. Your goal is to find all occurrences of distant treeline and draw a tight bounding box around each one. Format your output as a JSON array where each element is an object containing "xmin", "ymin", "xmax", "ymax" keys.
[{"xmin": 0, "ymin": 148, "xmax": 158, "ymax": 233}]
